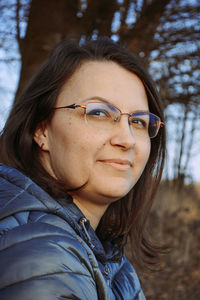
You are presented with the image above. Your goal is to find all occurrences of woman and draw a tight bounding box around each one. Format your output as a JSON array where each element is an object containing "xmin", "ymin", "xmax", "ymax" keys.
[{"xmin": 0, "ymin": 38, "xmax": 165, "ymax": 300}]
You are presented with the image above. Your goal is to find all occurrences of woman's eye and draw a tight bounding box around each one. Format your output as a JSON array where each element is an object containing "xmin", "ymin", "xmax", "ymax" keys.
[
  {"xmin": 131, "ymin": 118, "xmax": 147, "ymax": 128},
  {"xmin": 88, "ymin": 109, "xmax": 110, "ymax": 117}
]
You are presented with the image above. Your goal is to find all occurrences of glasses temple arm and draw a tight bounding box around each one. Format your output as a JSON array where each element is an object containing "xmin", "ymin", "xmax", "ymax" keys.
[{"xmin": 53, "ymin": 103, "xmax": 77, "ymax": 110}]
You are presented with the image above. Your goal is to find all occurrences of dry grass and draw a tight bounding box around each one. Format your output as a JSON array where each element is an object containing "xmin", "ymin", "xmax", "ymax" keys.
[{"xmin": 137, "ymin": 182, "xmax": 200, "ymax": 300}]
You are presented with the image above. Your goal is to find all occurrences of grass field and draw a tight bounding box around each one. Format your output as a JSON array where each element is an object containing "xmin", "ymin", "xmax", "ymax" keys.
[{"xmin": 129, "ymin": 182, "xmax": 200, "ymax": 300}]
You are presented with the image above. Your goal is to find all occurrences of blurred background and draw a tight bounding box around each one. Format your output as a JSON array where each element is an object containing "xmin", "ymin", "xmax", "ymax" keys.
[{"xmin": 0, "ymin": 0, "xmax": 199, "ymax": 299}]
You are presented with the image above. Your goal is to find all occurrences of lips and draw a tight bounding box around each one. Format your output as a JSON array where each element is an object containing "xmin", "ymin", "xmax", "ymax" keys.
[{"xmin": 98, "ymin": 158, "xmax": 133, "ymax": 169}]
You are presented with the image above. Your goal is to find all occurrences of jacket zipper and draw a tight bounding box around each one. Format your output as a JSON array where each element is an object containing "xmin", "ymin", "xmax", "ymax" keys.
[{"xmin": 79, "ymin": 217, "xmax": 95, "ymax": 249}]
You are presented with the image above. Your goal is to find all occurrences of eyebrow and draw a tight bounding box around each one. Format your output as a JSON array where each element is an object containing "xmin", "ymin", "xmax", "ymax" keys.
[
  {"xmin": 79, "ymin": 96, "xmax": 111, "ymax": 104},
  {"xmin": 79, "ymin": 96, "xmax": 150, "ymax": 113}
]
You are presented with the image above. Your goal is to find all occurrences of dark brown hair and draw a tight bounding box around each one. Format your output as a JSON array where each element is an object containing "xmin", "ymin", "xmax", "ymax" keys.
[{"xmin": 0, "ymin": 37, "xmax": 166, "ymax": 270}]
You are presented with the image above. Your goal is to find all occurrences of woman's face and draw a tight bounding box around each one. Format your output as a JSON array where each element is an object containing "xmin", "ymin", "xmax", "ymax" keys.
[{"xmin": 34, "ymin": 61, "xmax": 150, "ymax": 207}]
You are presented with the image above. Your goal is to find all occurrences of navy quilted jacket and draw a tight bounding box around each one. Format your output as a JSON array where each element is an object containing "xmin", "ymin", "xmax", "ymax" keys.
[{"xmin": 0, "ymin": 164, "xmax": 146, "ymax": 300}]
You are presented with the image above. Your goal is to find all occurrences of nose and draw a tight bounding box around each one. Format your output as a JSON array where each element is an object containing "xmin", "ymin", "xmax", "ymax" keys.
[{"xmin": 110, "ymin": 115, "xmax": 136, "ymax": 150}]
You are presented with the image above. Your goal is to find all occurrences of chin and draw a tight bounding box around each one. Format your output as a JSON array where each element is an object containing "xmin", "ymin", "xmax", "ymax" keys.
[{"xmin": 98, "ymin": 184, "xmax": 133, "ymax": 202}]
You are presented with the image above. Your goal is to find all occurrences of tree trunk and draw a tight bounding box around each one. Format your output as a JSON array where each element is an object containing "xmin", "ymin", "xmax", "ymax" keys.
[{"xmin": 15, "ymin": 0, "xmax": 81, "ymax": 102}]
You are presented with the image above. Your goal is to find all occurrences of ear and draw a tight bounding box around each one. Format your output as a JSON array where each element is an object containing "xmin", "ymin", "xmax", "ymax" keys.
[{"xmin": 33, "ymin": 122, "xmax": 49, "ymax": 151}]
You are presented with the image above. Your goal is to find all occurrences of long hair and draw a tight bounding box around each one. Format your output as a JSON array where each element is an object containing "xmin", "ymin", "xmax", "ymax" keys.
[{"xmin": 0, "ymin": 38, "xmax": 166, "ymax": 270}]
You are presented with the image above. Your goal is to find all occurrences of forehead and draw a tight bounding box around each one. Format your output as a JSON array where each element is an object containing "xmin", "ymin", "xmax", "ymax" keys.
[{"xmin": 56, "ymin": 60, "xmax": 148, "ymax": 111}]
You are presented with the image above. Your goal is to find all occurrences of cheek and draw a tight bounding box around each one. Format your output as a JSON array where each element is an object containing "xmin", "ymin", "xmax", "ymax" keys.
[
  {"xmin": 136, "ymin": 139, "xmax": 151, "ymax": 169},
  {"xmin": 144, "ymin": 140, "xmax": 151, "ymax": 162},
  {"xmin": 50, "ymin": 128, "xmax": 103, "ymax": 186}
]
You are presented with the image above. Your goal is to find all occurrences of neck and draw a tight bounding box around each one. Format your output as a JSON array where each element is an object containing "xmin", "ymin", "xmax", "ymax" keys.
[{"xmin": 72, "ymin": 197, "xmax": 108, "ymax": 230}]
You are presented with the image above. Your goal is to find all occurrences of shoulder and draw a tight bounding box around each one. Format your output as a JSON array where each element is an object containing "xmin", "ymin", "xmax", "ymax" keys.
[
  {"xmin": 0, "ymin": 166, "xmax": 103, "ymax": 299},
  {"xmin": 0, "ymin": 220, "xmax": 99, "ymax": 300}
]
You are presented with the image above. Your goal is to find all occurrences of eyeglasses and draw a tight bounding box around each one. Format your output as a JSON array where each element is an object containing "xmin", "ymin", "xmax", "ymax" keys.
[{"xmin": 53, "ymin": 102, "xmax": 164, "ymax": 138}]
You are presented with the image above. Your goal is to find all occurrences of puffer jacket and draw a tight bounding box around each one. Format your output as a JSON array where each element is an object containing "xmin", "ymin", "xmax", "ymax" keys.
[{"xmin": 0, "ymin": 164, "xmax": 146, "ymax": 300}]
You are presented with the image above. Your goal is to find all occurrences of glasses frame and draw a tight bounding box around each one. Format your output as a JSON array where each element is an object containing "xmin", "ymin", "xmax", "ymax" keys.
[{"xmin": 53, "ymin": 102, "xmax": 164, "ymax": 138}]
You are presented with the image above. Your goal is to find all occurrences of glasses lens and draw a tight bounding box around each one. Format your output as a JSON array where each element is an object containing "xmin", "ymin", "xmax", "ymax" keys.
[
  {"xmin": 130, "ymin": 112, "xmax": 160, "ymax": 138},
  {"xmin": 85, "ymin": 102, "xmax": 120, "ymax": 129}
]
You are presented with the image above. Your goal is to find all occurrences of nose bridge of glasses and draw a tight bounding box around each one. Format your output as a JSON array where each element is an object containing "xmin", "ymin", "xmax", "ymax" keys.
[
  {"xmin": 116, "ymin": 112, "xmax": 133, "ymax": 126},
  {"xmin": 113, "ymin": 112, "xmax": 135, "ymax": 137}
]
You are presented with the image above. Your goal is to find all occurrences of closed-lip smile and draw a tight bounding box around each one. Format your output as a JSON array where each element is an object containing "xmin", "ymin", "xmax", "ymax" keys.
[{"xmin": 99, "ymin": 159, "xmax": 133, "ymax": 167}]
